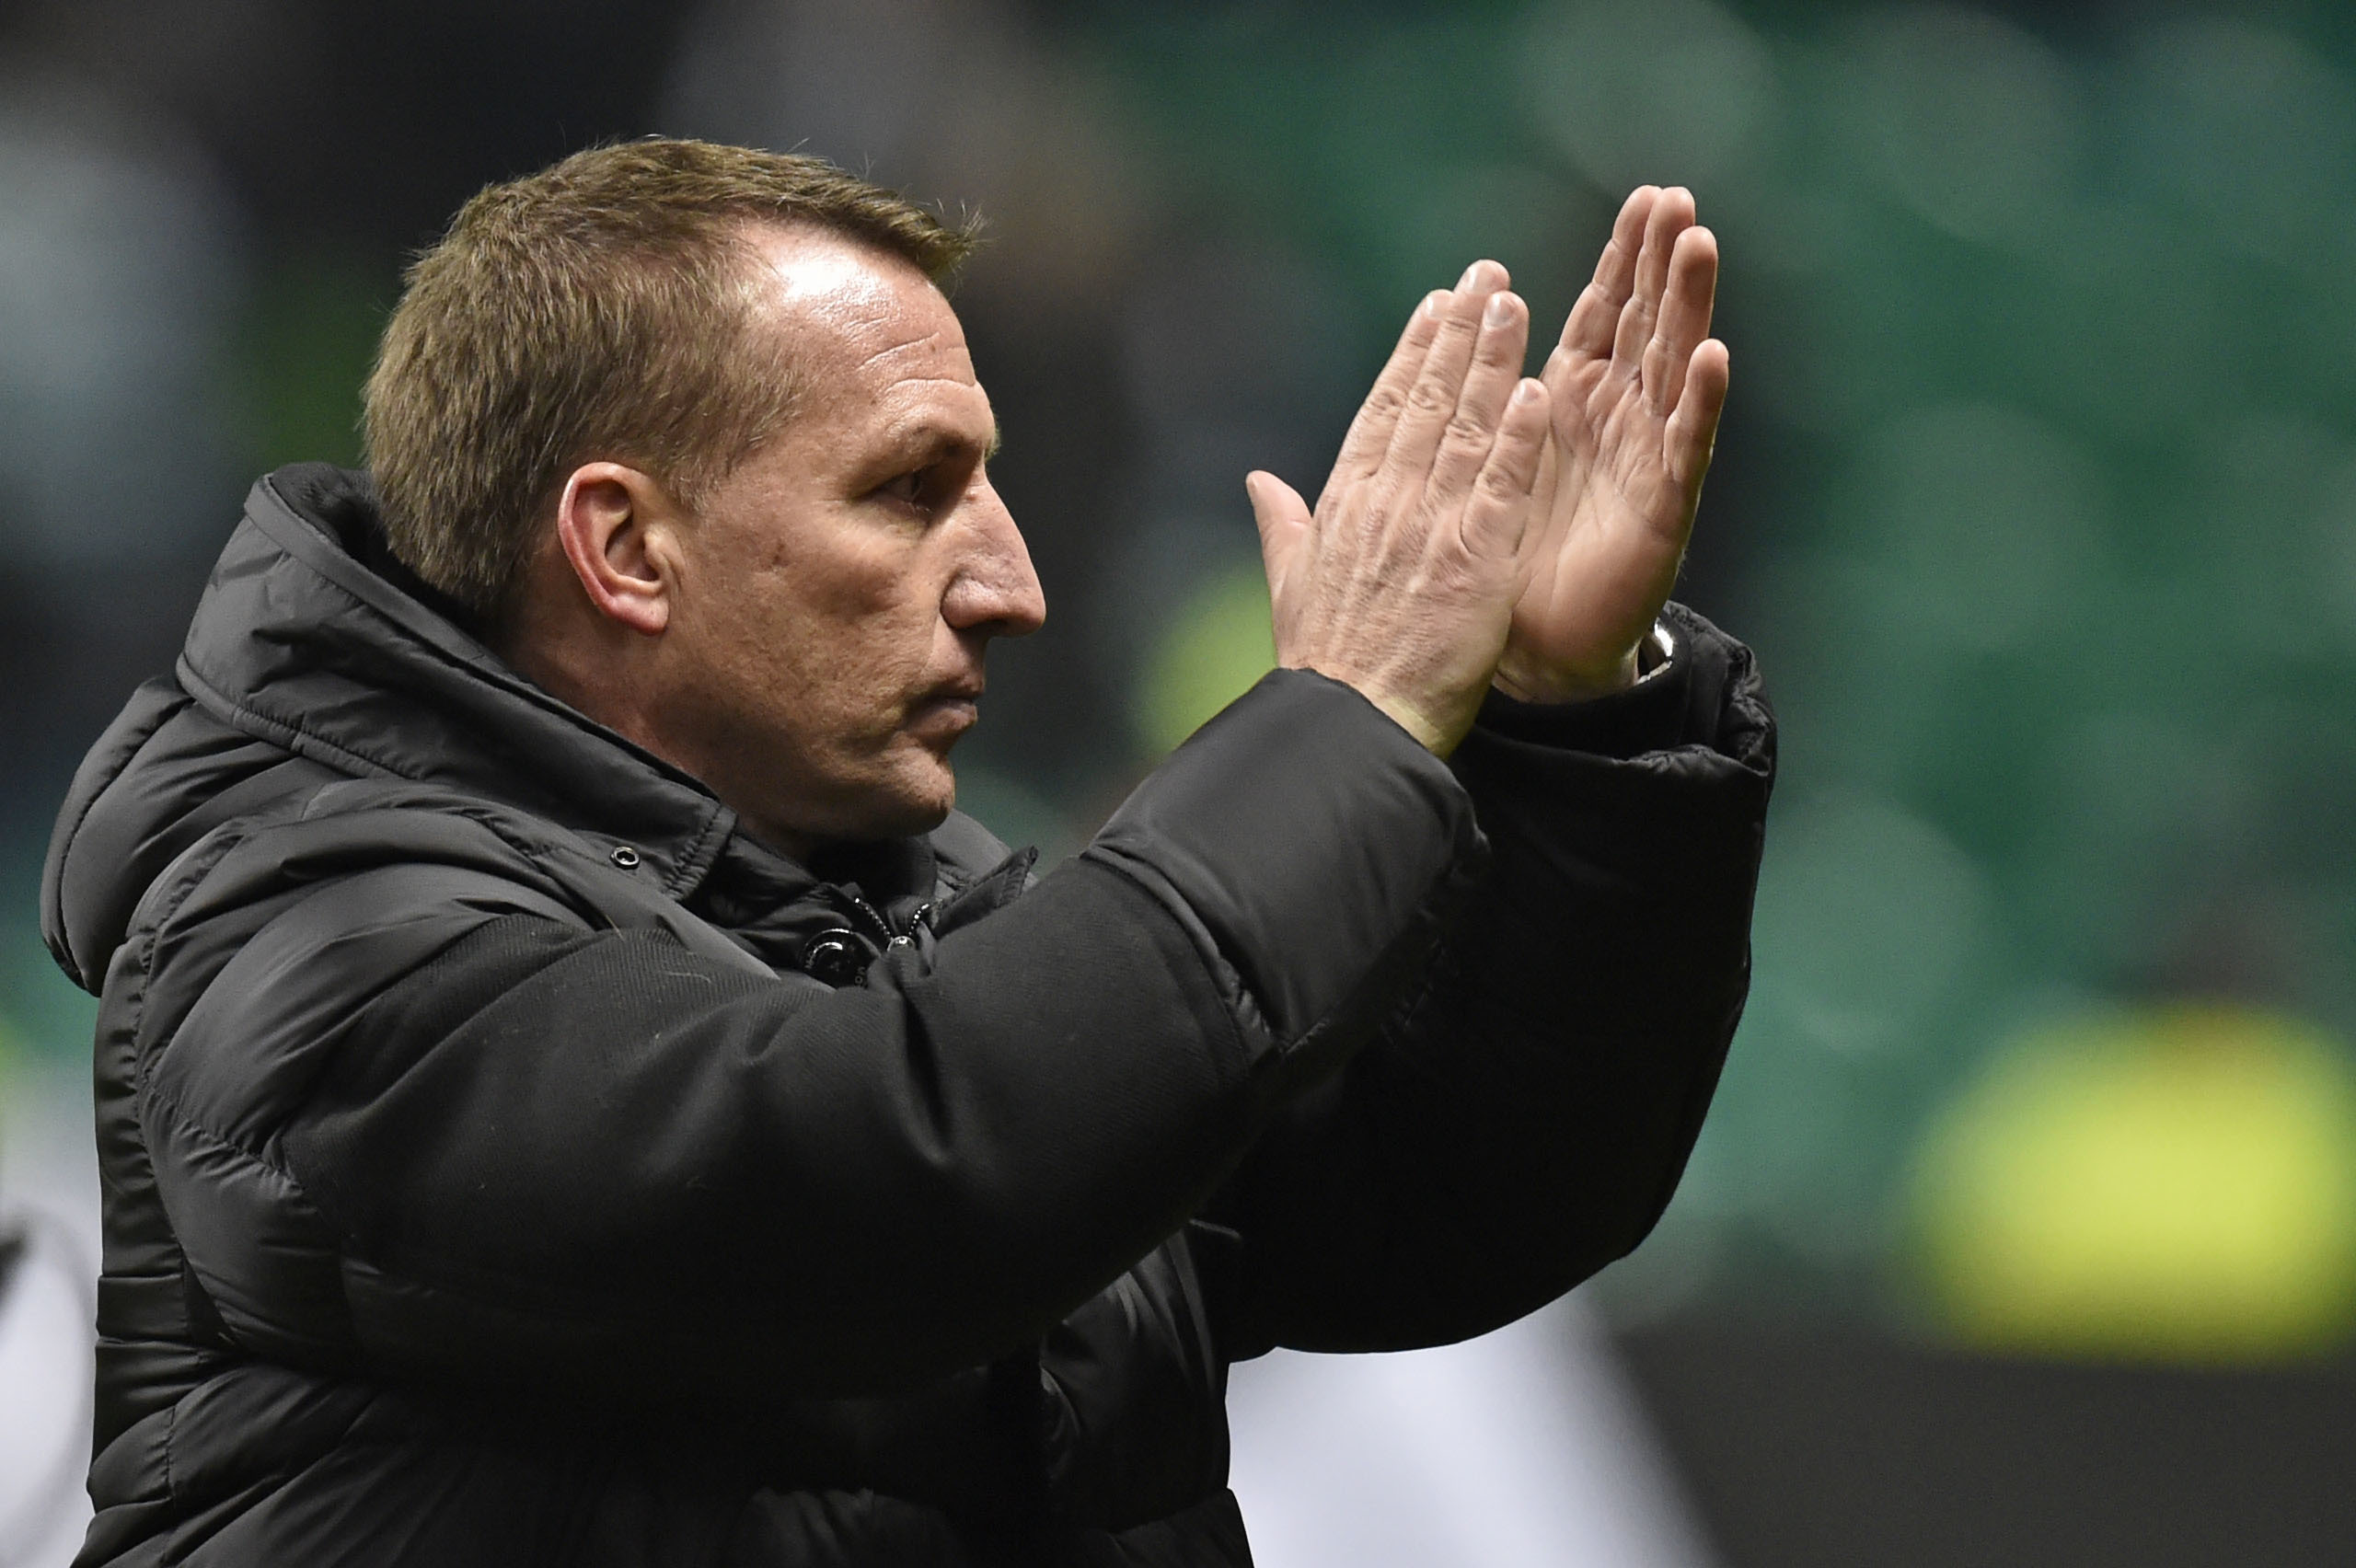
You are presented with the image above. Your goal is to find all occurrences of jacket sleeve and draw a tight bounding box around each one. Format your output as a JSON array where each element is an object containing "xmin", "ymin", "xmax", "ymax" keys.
[
  {"xmin": 133, "ymin": 671, "xmax": 1482, "ymax": 1403},
  {"xmin": 1202, "ymin": 603, "xmax": 1775, "ymax": 1358}
]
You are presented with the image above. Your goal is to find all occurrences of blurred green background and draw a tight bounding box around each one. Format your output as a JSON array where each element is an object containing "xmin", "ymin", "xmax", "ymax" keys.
[{"xmin": 7, "ymin": 0, "xmax": 2356, "ymax": 1381}]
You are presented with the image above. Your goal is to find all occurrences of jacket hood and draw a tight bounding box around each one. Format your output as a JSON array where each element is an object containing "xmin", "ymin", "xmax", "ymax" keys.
[{"xmin": 43, "ymin": 465, "xmax": 998, "ymax": 992}]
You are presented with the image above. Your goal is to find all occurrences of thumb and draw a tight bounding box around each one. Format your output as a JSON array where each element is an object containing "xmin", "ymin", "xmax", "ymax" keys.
[{"xmin": 1245, "ymin": 469, "xmax": 1313, "ymax": 585}]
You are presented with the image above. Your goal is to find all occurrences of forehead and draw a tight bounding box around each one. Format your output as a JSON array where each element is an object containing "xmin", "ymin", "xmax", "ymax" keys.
[{"xmin": 741, "ymin": 224, "xmax": 985, "ymax": 439}]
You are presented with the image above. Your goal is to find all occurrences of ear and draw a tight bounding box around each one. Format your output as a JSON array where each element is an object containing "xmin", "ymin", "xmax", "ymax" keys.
[{"xmin": 553, "ymin": 463, "xmax": 680, "ymax": 637}]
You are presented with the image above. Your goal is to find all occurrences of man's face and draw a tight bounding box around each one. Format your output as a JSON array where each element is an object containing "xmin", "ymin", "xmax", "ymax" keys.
[{"xmin": 653, "ymin": 226, "xmax": 1044, "ymax": 852}]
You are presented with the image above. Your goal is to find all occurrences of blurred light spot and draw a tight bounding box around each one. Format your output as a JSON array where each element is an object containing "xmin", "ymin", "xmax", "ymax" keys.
[
  {"xmin": 1515, "ymin": 0, "xmax": 1778, "ymax": 194},
  {"xmin": 1108, "ymin": 239, "xmax": 1360, "ymax": 661},
  {"xmin": 1118, "ymin": 240, "xmax": 1360, "ymax": 492},
  {"xmin": 1828, "ymin": 5, "xmax": 2082, "ymax": 251},
  {"xmin": 2028, "ymin": 710, "xmax": 2258, "ymax": 977},
  {"xmin": 2179, "ymin": 413, "xmax": 2356, "ymax": 655},
  {"xmin": 238, "ymin": 252, "xmax": 387, "ymax": 472},
  {"xmin": 2309, "ymin": 455, "xmax": 2356, "ymax": 647},
  {"xmin": 0, "ymin": 73, "xmax": 247, "ymax": 569},
  {"xmin": 2020, "ymin": 209, "xmax": 2233, "ymax": 440},
  {"xmin": 1369, "ymin": 162, "xmax": 1589, "ymax": 329},
  {"xmin": 663, "ymin": 0, "xmax": 1148, "ymax": 314},
  {"xmin": 1911, "ymin": 1004, "xmax": 2356, "ymax": 1361},
  {"xmin": 1834, "ymin": 403, "xmax": 2106, "ymax": 651},
  {"xmin": 660, "ymin": 0, "xmax": 958, "ymax": 182},
  {"xmin": 1749, "ymin": 790, "xmax": 1995, "ymax": 1061},
  {"xmin": 1135, "ymin": 560, "xmax": 1275, "ymax": 759},
  {"xmin": 2126, "ymin": 18, "xmax": 2356, "ymax": 268},
  {"xmin": 1669, "ymin": 792, "xmax": 2001, "ymax": 1264},
  {"xmin": 1229, "ymin": 1297, "xmax": 1715, "ymax": 1568}
]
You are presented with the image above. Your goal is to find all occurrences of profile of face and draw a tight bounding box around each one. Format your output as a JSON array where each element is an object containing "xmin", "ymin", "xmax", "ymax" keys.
[{"xmin": 544, "ymin": 225, "xmax": 1046, "ymax": 855}]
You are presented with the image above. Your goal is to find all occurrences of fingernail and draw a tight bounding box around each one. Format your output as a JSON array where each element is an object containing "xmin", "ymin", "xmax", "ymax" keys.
[
  {"xmin": 1422, "ymin": 290, "xmax": 1447, "ymax": 318},
  {"xmin": 1458, "ymin": 261, "xmax": 1481, "ymax": 289},
  {"xmin": 1512, "ymin": 378, "xmax": 1542, "ymax": 404},
  {"xmin": 1484, "ymin": 292, "xmax": 1515, "ymax": 327}
]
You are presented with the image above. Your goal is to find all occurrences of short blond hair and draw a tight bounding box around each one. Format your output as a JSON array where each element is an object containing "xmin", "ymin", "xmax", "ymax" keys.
[{"xmin": 362, "ymin": 138, "xmax": 979, "ymax": 619}]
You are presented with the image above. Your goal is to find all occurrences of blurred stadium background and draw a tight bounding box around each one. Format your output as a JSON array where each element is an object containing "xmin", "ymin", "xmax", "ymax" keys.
[{"xmin": 6, "ymin": 1, "xmax": 2356, "ymax": 1563}]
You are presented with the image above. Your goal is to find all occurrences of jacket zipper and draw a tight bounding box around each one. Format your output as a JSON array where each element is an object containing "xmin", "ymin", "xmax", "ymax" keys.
[{"xmin": 834, "ymin": 892, "xmax": 935, "ymax": 951}]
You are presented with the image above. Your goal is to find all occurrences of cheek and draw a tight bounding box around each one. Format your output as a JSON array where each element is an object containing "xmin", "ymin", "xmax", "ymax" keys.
[
  {"xmin": 690, "ymin": 518, "xmax": 951, "ymax": 730},
  {"xmin": 803, "ymin": 546, "xmax": 953, "ymax": 661},
  {"xmin": 796, "ymin": 582, "xmax": 936, "ymax": 684},
  {"xmin": 743, "ymin": 577, "xmax": 943, "ymax": 738}
]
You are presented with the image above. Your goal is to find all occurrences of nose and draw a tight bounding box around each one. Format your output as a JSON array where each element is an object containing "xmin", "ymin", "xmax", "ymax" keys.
[{"xmin": 943, "ymin": 477, "xmax": 1046, "ymax": 640}]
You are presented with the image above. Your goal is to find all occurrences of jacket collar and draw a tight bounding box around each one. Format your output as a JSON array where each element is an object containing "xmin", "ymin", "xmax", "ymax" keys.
[{"xmin": 175, "ymin": 464, "xmax": 750, "ymax": 899}]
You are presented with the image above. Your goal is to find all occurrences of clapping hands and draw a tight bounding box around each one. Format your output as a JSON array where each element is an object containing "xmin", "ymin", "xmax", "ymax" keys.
[{"xmin": 1247, "ymin": 185, "xmax": 1727, "ymax": 752}]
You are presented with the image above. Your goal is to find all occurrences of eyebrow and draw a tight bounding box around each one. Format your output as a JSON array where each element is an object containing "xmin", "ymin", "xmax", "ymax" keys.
[{"xmin": 895, "ymin": 422, "xmax": 1002, "ymax": 466}]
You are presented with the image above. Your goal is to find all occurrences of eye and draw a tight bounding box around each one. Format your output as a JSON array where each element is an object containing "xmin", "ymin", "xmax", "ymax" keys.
[{"xmin": 875, "ymin": 467, "xmax": 937, "ymax": 510}]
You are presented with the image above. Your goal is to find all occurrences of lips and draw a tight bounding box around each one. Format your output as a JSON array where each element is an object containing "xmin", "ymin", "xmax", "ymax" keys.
[{"xmin": 907, "ymin": 683, "xmax": 983, "ymax": 738}]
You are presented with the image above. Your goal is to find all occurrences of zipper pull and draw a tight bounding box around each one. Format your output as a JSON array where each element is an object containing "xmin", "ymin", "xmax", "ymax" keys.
[{"xmin": 886, "ymin": 901, "xmax": 937, "ymax": 955}]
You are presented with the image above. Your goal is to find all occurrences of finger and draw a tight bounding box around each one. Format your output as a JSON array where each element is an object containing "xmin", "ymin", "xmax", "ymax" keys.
[
  {"xmin": 1610, "ymin": 186, "xmax": 1695, "ymax": 382},
  {"xmin": 1645, "ymin": 225, "xmax": 1719, "ymax": 415},
  {"xmin": 1385, "ymin": 259, "xmax": 1512, "ymax": 490},
  {"xmin": 1424, "ymin": 288, "xmax": 1533, "ymax": 509},
  {"xmin": 1459, "ymin": 377, "xmax": 1552, "ymax": 562},
  {"xmin": 1560, "ymin": 185, "xmax": 1657, "ymax": 363},
  {"xmin": 1664, "ymin": 339, "xmax": 1730, "ymax": 497},
  {"xmin": 1246, "ymin": 469, "xmax": 1315, "ymax": 582},
  {"xmin": 1328, "ymin": 290, "xmax": 1450, "ymax": 490}
]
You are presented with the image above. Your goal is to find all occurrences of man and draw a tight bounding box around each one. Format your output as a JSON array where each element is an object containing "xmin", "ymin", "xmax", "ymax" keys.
[{"xmin": 42, "ymin": 141, "xmax": 1771, "ymax": 1565}]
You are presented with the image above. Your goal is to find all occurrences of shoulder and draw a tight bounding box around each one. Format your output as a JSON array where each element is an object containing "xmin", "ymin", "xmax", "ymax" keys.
[
  {"xmin": 120, "ymin": 785, "xmax": 593, "ymax": 1084},
  {"xmin": 134, "ymin": 777, "xmax": 777, "ymax": 1065},
  {"xmin": 124, "ymin": 781, "xmax": 772, "ymax": 1186},
  {"xmin": 136, "ymin": 783, "xmax": 601, "ymax": 981}
]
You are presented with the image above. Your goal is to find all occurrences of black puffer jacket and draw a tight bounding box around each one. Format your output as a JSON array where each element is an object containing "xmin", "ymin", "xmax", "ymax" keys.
[{"xmin": 43, "ymin": 466, "xmax": 1773, "ymax": 1566}]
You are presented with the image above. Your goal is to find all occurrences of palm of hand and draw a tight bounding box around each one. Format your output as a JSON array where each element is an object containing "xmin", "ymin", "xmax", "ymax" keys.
[{"xmin": 1496, "ymin": 187, "xmax": 1729, "ymax": 704}]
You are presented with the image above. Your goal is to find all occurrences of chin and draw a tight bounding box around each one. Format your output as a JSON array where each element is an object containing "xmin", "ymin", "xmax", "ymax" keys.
[
  {"xmin": 897, "ymin": 795, "xmax": 956, "ymax": 836},
  {"xmin": 855, "ymin": 762, "xmax": 960, "ymax": 841},
  {"xmin": 780, "ymin": 751, "xmax": 960, "ymax": 849}
]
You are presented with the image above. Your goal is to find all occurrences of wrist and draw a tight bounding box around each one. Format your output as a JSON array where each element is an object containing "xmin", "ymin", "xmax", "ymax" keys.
[
  {"xmin": 1490, "ymin": 621, "xmax": 1673, "ymax": 705},
  {"xmin": 1283, "ymin": 660, "xmax": 1467, "ymax": 756},
  {"xmin": 1362, "ymin": 692, "xmax": 1462, "ymax": 756},
  {"xmin": 1492, "ymin": 647, "xmax": 1638, "ymax": 705}
]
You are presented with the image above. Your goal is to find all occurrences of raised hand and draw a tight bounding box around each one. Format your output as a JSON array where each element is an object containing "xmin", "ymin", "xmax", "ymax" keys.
[
  {"xmin": 1495, "ymin": 186, "xmax": 1730, "ymax": 703},
  {"xmin": 1247, "ymin": 263, "xmax": 1554, "ymax": 755}
]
